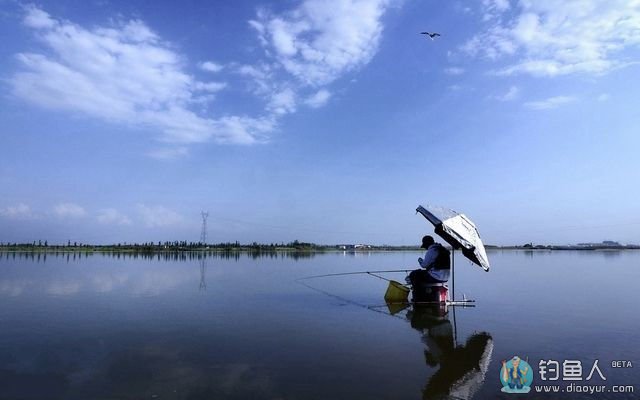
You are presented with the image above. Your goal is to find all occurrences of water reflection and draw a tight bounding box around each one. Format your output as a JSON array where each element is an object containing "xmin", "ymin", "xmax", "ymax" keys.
[
  {"xmin": 0, "ymin": 332, "xmax": 281, "ymax": 400},
  {"xmin": 199, "ymin": 258, "xmax": 207, "ymax": 291},
  {"xmin": 407, "ymin": 305, "xmax": 493, "ymax": 400},
  {"xmin": 488, "ymin": 248, "xmax": 629, "ymax": 260},
  {"xmin": 2, "ymin": 250, "xmax": 638, "ymax": 399},
  {"xmin": 596, "ymin": 250, "xmax": 622, "ymax": 259},
  {"xmin": 0, "ymin": 250, "xmax": 320, "ymax": 262}
]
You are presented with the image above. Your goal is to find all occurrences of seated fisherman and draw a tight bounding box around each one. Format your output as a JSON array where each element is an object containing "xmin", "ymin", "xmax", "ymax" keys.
[{"xmin": 408, "ymin": 235, "xmax": 451, "ymax": 286}]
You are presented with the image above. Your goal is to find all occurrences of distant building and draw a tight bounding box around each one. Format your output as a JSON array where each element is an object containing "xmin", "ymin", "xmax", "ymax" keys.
[
  {"xmin": 336, "ymin": 244, "xmax": 372, "ymax": 250},
  {"xmin": 577, "ymin": 241, "xmax": 622, "ymax": 248}
]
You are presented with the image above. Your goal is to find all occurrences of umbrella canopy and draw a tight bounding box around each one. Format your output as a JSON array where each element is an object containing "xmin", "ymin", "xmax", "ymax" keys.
[{"xmin": 416, "ymin": 205, "xmax": 490, "ymax": 272}]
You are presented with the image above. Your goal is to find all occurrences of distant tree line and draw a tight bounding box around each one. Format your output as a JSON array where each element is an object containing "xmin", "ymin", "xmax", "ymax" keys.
[{"xmin": 0, "ymin": 239, "xmax": 337, "ymax": 252}]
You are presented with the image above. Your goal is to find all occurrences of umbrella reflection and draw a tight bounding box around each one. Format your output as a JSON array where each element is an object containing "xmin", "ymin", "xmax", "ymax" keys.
[{"xmin": 407, "ymin": 305, "xmax": 493, "ymax": 400}]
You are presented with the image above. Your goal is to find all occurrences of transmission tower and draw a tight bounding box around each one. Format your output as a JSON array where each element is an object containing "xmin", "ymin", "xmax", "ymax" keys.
[{"xmin": 200, "ymin": 211, "xmax": 209, "ymax": 244}]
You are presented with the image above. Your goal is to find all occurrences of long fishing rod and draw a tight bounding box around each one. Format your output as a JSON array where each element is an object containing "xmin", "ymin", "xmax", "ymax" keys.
[
  {"xmin": 296, "ymin": 280, "xmax": 407, "ymax": 321},
  {"xmin": 297, "ymin": 269, "xmax": 412, "ymax": 281}
]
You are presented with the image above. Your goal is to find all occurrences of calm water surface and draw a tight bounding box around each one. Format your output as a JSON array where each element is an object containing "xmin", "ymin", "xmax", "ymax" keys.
[{"xmin": 0, "ymin": 250, "xmax": 638, "ymax": 399}]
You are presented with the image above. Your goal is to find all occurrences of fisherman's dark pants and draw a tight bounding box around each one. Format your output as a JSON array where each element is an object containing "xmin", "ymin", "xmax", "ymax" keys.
[
  {"xmin": 408, "ymin": 269, "xmax": 446, "ymax": 302},
  {"xmin": 408, "ymin": 269, "xmax": 443, "ymax": 285}
]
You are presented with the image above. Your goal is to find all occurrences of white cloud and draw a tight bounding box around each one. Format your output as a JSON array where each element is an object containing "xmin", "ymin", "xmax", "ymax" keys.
[
  {"xmin": 200, "ymin": 61, "xmax": 224, "ymax": 73},
  {"xmin": 12, "ymin": 5, "xmax": 270, "ymax": 146},
  {"xmin": 492, "ymin": 85, "xmax": 519, "ymax": 101},
  {"xmin": 236, "ymin": 63, "xmax": 274, "ymax": 95},
  {"xmin": 54, "ymin": 202, "xmax": 87, "ymax": 218},
  {"xmin": 243, "ymin": 0, "xmax": 393, "ymax": 116},
  {"xmin": 194, "ymin": 81, "xmax": 227, "ymax": 93},
  {"xmin": 11, "ymin": 4, "xmax": 395, "ymax": 154},
  {"xmin": 464, "ymin": 0, "xmax": 640, "ymax": 76},
  {"xmin": 490, "ymin": 0, "xmax": 510, "ymax": 12},
  {"xmin": 597, "ymin": 93, "xmax": 610, "ymax": 102},
  {"xmin": 0, "ymin": 203, "xmax": 34, "ymax": 219},
  {"xmin": 213, "ymin": 115, "xmax": 275, "ymax": 144},
  {"xmin": 97, "ymin": 208, "xmax": 132, "ymax": 225},
  {"xmin": 305, "ymin": 89, "xmax": 331, "ymax": 108},
  {"xmin": 524, "ymin": 95, "xmax": 576, "ymax": 110},
  {"xmin": 444, "ymin": 67, "xmax": 465, "ymax": 75},
  {"xmin": 482, "ymin": 0, "xmax": 511, "ymax": 21},
  {"xmin": 267, "ymin": 88, "xmax": 297, "ymax": 115},
  {"xmin": 137, "ymin": 204, "xmax": 184, "ymax": 228},
  {"xmin": 23, "ymin": 5, "xmax": 56, "ymax": 29},
  {"xmin": 250, "ymin": 0, "xmax": 391, "ymax": 86}
]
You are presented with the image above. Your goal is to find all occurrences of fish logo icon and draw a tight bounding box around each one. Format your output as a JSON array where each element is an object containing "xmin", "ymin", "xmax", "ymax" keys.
[{"xmin": 500, "ymin": 355, "xmax": 533, "ymax": 393}]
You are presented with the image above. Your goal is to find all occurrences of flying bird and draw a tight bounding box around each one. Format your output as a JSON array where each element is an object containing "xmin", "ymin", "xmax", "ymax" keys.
[{"xmin": 420, "ymin": 32, "xmax": 441, "ymax": 40}]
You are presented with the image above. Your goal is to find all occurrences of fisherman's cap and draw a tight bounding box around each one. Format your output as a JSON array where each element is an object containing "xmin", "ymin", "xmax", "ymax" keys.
[{"xmin": 421, "ymin": 235, "xmax": 434, "ymax": 248}]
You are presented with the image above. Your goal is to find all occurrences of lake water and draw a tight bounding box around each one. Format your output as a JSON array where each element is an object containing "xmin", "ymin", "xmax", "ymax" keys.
[{"xmin": 0, "ymin": 250, "xmax": 638, "ymax": 399}]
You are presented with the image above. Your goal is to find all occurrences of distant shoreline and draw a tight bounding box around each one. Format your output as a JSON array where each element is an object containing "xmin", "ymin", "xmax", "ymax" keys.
[
  {"xmin": 486, "ymin": 245, "xmax": 640, "ymax": 251},
  {"xmin": 0, "ymin": 244, "xmax": 638, "ymax": 253}
]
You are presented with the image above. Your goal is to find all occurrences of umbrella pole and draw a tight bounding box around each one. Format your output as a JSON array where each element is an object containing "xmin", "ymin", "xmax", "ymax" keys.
[
  {"xmin": 452, "ymin": 299, "xmax": 458, "ymax": 347},
  {"xmin": 451, "ymin": 249, "xmax": 455, "ymax": 302}
]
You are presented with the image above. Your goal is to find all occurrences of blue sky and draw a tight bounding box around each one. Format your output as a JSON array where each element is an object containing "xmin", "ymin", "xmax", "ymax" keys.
[{"xmin": 1, "ymin": 0, "xmax": 639, "ymax": 246}]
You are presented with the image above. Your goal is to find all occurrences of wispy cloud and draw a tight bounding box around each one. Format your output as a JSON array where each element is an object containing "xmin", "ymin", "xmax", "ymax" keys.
[
  {"xmin": 444, "ymin": 66, "xmax": 465, "ymax": 75},
  {"xmin": 463, "ymin": 0, "xmax": 640, "ymax": 77},
  {"xmin": 53, "ymin": 202, "xmax": 87, "ymax": 218},
  {"xmin": 199, "ymin": 61, "xmax": 224, "ymax": 73},
  {"xmin": 491, "ymin": 85, "xmax": 520, "ymax": 101},
  {"xmin": 305, "ymin": 89, "xmax": 331, "ymax": 108},
  {"xmin": 481, "ymin": 0, "xmax": 510, "ymax": 21},
  {"xmin": 97, "ymin": 208, "xmax": 132, "ymax": 225},
  {"xmin": 267, "ymin": 87, "xmax": 297, "ymax": 115},
  {"xmin": 0, "ymin": 203, "xmax": 34, "ymax": 219},
  {"xmin": 12, "ymin": 5, "xmax": 270, "ymax": 146},
  {"xmin": 524, "ymin": 95, "xmax": 576, "ymax": 110},
  {"xmin": 137, "ymin": 204, "xmax": 184, "ymax": 228}
]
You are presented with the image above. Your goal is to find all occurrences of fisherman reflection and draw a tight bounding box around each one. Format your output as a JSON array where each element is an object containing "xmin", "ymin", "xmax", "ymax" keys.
[{"xmin": 407, "ymin": 305, "xmax": 493, "ymax": 400}]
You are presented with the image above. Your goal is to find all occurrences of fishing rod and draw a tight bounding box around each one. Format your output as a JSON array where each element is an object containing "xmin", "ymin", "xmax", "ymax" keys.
[
  {"xmin": 297, "ymin": 269, "xmax": 476, "ymax": 306},
  {"xmin": 296, "ymin": 279, "xmax": 407, "ymax": 321},
  {"xmin": 297, "ymin": 269, "xmax": 412, "ymax": 281}
]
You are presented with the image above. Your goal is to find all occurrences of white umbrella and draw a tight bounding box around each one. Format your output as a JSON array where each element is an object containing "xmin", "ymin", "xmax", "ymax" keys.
[{"xmin": 416, "ymin": 205, "xmax": 490, "ymax": 272}]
